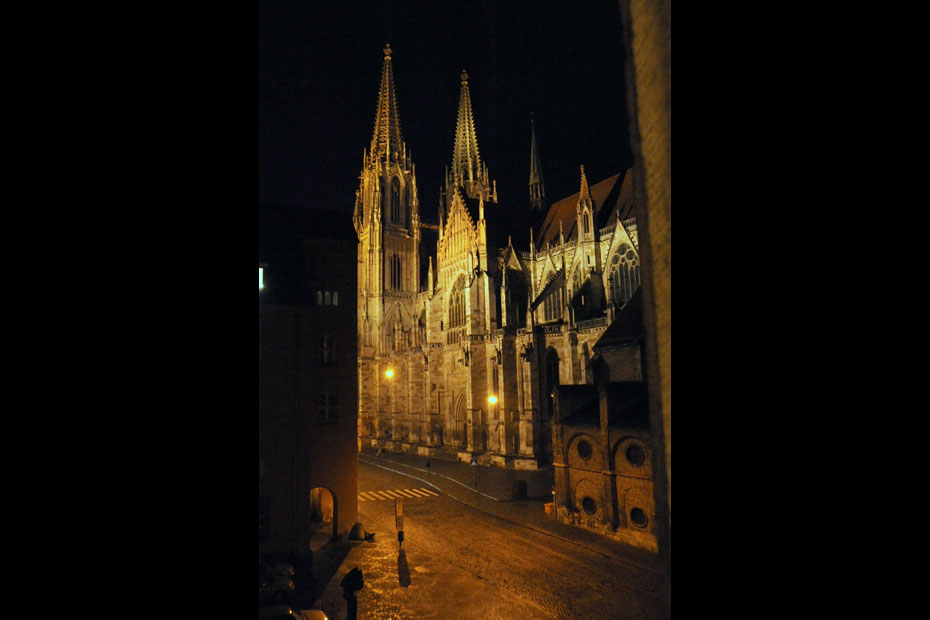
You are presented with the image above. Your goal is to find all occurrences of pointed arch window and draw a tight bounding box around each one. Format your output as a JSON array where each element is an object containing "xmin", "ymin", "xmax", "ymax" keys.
[
  {"xmin": 449, "ymin": 276, "xmax": 466, "ymax": 328},
  {"xmin": 543, "ymin": 288, "xmax": 563, "ymax": 322},
  {"xmin": 390, "ymin": 254, "xmax": 402, "ymax": 290},
  {"xmin": 391, "ymin": 177, "xmax": 401, "ymax": 223},
  {"xmin": 608, "ymin": 244, "xmax": 641, "ymax": 309}
]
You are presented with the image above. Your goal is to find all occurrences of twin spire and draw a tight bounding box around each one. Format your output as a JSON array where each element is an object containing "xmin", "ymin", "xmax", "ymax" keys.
[
  {"xmin": 452, "ymin": 70, "xmax": 482, "ymax": 187},
  {"xmin": 369, "ymin": 44, "xmax": 405, "ymax": 163}
]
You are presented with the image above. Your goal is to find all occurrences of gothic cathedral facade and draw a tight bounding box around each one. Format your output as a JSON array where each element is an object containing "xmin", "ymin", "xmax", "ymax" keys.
[{"xmin": 355, "ymin": 46, "xmax": 642, "ymax": 469}]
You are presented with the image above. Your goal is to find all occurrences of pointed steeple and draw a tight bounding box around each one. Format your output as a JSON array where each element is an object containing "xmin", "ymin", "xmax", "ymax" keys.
[
  {"xmin": 579, "ymin": 164, "xmax": 591, "ymax": 205},
  {"xmin": 447, "ymin": 69, "xmax": 496, "ymax": 205},
  {"xmin": 577, "ymin": 164, "xmax": 594, "ymax": 242},
  {"xmin": 452, "ymin": 69, "xmax": 481, "ymax": 187},
  {"xmin": 529, "ymin": 113, "xmax": 546, "ymax": 209},
  {"xmin": 369, "ymin": 44, "xmax": 405, "ymax": 162}
]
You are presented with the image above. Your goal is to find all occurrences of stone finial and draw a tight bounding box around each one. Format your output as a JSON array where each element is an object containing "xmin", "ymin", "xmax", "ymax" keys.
[
  {"xmin": 461, "ymin": 69, "xmax": 469, "ymax": 84},
  {"xmin": 384, "ymin": 44, "xmax": 392, "ymax": 58}
]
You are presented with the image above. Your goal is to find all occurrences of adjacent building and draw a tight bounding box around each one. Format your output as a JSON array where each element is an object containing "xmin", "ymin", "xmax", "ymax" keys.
[
  {"xmin": 259, "ymin": 203, "xmax": 359, "ymax": 563},
  {"xmin": 552, "ymin": 289, "xmax": 656, "ymax": 551}
]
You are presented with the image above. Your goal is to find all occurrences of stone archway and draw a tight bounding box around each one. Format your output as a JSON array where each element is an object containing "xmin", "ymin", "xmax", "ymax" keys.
[{"xmin": 309, "ymin": 486, "xmax": 338, "ymax": 549}]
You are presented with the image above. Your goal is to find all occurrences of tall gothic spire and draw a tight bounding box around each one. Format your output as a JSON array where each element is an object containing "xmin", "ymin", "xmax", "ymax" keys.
[
  {"xmin": 529, "ymin": 113, "xmax": 546, "ymax": 209},
  {"xmin": 370, "ymin": 44, "xmax": 405, "ymax": 162},
  {"xmin": 452, "ymin": 70, "xmax": 481, "ymax": 187}
]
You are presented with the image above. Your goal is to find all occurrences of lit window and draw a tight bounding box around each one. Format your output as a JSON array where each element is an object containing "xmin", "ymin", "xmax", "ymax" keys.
[
  {"xmin": 333, "ymin": 291, "xmax": 339, "ymax": 306},
  {"xmin": 259, "ymin": 267, "xmax": 264, "ymax": 289},
  {"xmin": 324, "ymin": 291, "xmax": 331, "ymax": 305},
  {"xmin": 316, "ymin": 291, "xmax": 323, "ymax": 305}
]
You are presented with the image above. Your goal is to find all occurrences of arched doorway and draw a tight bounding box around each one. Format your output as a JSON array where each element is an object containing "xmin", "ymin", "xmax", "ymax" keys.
[{"xmin": 308, "ymin": 486, "xmax": 337, "ymax": 549}]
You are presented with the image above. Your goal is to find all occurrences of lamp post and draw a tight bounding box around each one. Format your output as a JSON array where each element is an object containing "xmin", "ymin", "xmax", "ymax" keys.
[{"xmin": 488, "ymin": 395, "xmax": 498, "ymax": 453}]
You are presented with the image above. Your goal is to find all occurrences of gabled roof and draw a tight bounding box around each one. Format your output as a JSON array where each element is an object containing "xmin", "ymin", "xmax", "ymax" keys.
[{"xmin": 536, "ymin": 168, "xmax": 635, "ymax": 250}]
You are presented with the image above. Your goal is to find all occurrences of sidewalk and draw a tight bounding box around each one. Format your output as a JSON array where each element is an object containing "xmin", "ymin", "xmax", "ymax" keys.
[{"xmin": 358, "ymin": 448, "xmax": 661, "ymax": 575}]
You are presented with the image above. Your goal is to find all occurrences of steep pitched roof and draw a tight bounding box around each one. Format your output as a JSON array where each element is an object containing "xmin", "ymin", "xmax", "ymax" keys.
[{"xmin": 535, "ymin": 168, "xmax": 635, "ymax": 250}]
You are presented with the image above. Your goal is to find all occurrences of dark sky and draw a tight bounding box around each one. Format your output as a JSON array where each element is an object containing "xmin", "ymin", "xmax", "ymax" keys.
[{"xmin": 259, "ymin": 0, "xmax": 631, "ymax": 221}]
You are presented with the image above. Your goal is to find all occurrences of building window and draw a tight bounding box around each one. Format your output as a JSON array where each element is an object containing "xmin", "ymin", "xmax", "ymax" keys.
[
  {"xmin": 630, "ymin": 507, "xmax": 648, "ymax": 528},
  {"xmin": 333, "ymin": 291, "xmax": 339, "ymax": 306},
  {"xmin": 449, "ymin": 276, "xmax": 465, "ymax": 328},
  {"xmin": 581, "ymin": 496, "xmax": 597, "ymax": 515},
  {"xmin": 320, "ymin": 335, "xmax": 335, "ymax": 365},
  {"xmin": 626, "ymin": 444, "xmax": 645, "ymax": 467},
  {"xmin": 324, "ymin": 291, "xmax": 331, "ymax": 305},
  {"xmin": 316, "ymin": 290, "xmax": 323, "ymax": 305},
  {"xmin": 318, "ymin": 393, "xmax": 337, "ymax": 424},
  {"xmin": 391, "ymin": 177, "xmax": 401, "ymax": 222},
  {"xmin": 577, "ymin": 439, "xmax": 593, "ymax": 460},
  {"xmin": 259, "ymin": 267, "xmax": 264, "ymax": 290},
  {"xmin": 543, "ymin": 288, "xmax": 562, "ymax": 322},
  {"xmin": 608, "ymin": 244, "xmax": 641, "ymax": 309},
  {"xmin": 390, "ymin": 254, "xmax": 402, "ymax": 290}
]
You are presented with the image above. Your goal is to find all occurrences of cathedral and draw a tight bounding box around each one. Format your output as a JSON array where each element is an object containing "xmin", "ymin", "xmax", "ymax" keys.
[{"xmin": 354, "ymin": 45, "xmax": 643, "ymax": 470}]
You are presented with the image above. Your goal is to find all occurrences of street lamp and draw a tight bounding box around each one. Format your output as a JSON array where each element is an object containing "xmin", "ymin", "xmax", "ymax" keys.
[{"xmin": 382, "ymin": 368, "xmax": 394, "ymax": 443}]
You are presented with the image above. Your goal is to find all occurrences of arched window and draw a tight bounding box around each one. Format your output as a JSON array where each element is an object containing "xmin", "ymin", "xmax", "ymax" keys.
[
  {"xmin": 583, "ymin": 212, "xmax": 590, "ymax": 235},
  {"xmin": 543, "ymin": 287, "xmax": 563, "ymax": 322},
  {"xmin": 390, "ymin": 254, "xmax": 402, "ymax": 290},
  {"xmin": 391, "ymin": 178, "xmax": 401, "ymax": 223},
  {"xmin": 324, "ymin": 291, "xmax": 331, "ymax": 306},
  {"xmin": 449, "ymin": 276, "xmax": 465, "ymax": 328},
  {"xmin": 332, "ymin": 291, "xmax": 339, "ymax": 306},
  {"xmin": 608, "ymin": 244, "xmax": 641, "ymax": 309}
]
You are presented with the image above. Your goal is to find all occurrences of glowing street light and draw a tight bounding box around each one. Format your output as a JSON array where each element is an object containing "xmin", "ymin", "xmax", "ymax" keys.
[
  {"xmin": 487, "ymin": 395, "xmax": 498, "ymax": 404},
  {"xmin": 385, "ymin": 369, "xmax": 394, "ymax": 378}
]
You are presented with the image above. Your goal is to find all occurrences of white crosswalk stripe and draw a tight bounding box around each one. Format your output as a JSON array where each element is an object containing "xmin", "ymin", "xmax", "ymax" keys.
[{"xmin": 358, "ymin": 487, "xmax": 441, "ymax": 501}]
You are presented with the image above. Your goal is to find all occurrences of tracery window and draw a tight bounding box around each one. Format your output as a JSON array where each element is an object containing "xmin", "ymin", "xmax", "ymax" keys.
[
  {"xmin": 543, "ymin": 287, "xmax": 563, "ymax": 322},
  {"xmin": 449, "ymin": 276, "xmax": 466, "ymax": 328},
  {"xmin": 608, "ymin": 244, "xmax": 641, "ymax": 309}
]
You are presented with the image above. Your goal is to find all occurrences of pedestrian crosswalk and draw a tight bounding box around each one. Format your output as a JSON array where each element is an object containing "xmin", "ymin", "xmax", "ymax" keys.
[{"xmin": 358, "ymin": 487, "xmax": 441, "ymax": 501}]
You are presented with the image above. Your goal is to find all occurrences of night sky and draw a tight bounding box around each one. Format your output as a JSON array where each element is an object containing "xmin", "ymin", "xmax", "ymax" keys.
[{"xmin": 259, "ymin": 0, "xmax": 632, "ymax": 221}]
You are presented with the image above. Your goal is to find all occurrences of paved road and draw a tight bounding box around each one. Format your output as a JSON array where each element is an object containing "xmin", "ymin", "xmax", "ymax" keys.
[{"xmin": 314, "ymin": 460, "xmax": 664, "ymax": 620}]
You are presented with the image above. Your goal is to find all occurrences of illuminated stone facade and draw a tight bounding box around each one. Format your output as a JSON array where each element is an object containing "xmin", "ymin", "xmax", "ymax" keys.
[{"xmin": 354, "ymin": 46, "xmax": 643, "ymax": 469}]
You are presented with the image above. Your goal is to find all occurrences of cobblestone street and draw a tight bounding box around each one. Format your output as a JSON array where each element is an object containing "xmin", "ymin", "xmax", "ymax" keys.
[{"xmin": 308, "ymin": 456, "xmax": 665, "ymax": 620}]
